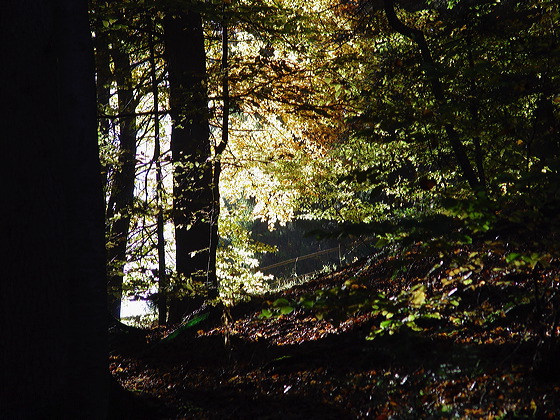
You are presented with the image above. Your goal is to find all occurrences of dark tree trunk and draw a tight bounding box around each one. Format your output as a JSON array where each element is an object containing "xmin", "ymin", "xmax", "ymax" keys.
[
  {"xmin": 94, "ymin": 26, "xmax": 114, "ymax": 194},
  {"xmin": 1, "ymin": 0, "xmax": 108, "ymax": 418},
  {"xmin": 207, "ymin": 8, "xmax": 231, "ymax": 297},
  {"xmin": 149, "ymin": 26, "xmax": 169, "ymax": 326},
  {"xmin": 383, "ymin": 0, "xmax": 483, "ymax": 191},
  {"xmin": 164, "ymin": 8, "xmax": 215, "ymax": 323},
  {"xmin": 105, "ymin": 44, "xmax": 139, "ymax": 320}
]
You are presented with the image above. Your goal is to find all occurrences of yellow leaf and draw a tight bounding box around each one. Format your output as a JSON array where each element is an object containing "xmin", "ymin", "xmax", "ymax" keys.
[{"xmin": 410, "ymin": 286, "xmax": 426, "ymax": 306}]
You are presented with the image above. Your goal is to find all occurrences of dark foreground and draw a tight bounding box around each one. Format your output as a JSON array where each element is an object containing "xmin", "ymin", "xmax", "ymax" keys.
[{"xmin": 110, "ymin": 248, "xmax": 560, "ymax": 419}]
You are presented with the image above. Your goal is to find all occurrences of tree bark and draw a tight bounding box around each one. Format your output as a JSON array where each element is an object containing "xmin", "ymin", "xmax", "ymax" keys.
[
  {"xmin": 93, "ymin": 25, "xmax": 114, "ymax": 194},
  {"xmin": 164, "ymin": 7, "xmax": 215, "ymax": 323},
  {"xmin": 1, "ymin": 0, "xmax": 108, "ymax": 417}
]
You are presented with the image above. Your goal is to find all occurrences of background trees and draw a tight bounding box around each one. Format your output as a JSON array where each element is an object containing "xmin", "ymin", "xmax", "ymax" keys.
[
  {"xmin": 90, "ymin": 0, "xmax": 560, "ymax": 325},
  {"xmin": 1, "ymin": 0, "xmax": 107, "ymax": 417},
  {"xmin": 91, "ymin": 0, "xmax": 309, "ymax": 323},
  {"xmin": 278, "ymin": 0, "xmax": 560, "ymax": 234},
  {"xmin": 104, "ymin": 21, "xmax": 141, "ymax": 319}
]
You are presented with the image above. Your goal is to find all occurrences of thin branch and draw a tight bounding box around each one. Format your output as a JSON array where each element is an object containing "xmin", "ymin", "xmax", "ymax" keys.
[{"xmin": 98, "ymin": 109, "xmax": 170, "ymax": 120}]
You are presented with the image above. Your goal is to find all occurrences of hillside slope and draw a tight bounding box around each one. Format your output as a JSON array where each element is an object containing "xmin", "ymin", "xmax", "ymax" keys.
[{"xmin": 111, "ymin": 246, "xmax": 560, "ymax": 418}]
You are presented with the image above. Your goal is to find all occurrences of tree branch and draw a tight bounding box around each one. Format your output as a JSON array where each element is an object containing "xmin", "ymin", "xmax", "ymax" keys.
[{"xmin": 383, "ymin": 0, "xmax": 483, "ymax": 190}]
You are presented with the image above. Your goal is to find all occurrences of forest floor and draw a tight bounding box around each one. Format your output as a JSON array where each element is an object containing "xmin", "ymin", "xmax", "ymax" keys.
[{"xmin": 110, "ymin": 244, "xmax": 560, "ymax": 419}]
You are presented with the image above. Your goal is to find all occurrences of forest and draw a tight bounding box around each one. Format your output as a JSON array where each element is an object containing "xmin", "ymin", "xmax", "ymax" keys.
[{"xmin": 2, "ymin": 0, "xmax": 560, "ymax": 418}]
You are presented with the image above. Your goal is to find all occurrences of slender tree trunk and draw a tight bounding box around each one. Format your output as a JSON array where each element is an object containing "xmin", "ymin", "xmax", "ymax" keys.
[
  {"xmin": 105, "ymin": 45, "xmax": 139, "ymax": 319},
  {"xmin": 383, "ymin": 0, "xmax": 482, "ymax": 191},
  {"xmin": 208, "ymin": 8, "xmax": 231, "ymax": 293},
  {"xmin": 164, "ymin": 8, "xmax": 214, "ymax": 323},
  {"xmin": 1, "ymin": 0, "xmax": 107, "ymax": 417},
  {"xmin": 150, "ymin": 23, "xmax": 169, "ymax": 325}
]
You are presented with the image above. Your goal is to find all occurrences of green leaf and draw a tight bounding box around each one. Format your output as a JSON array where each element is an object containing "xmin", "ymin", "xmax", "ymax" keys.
[
  {"xmin": 382, "ymin": 310, "xmax": 394, "ymax": 319},
  {"xmin": 260, "ymin": 308, "xmax": 273, "ymax": 319},
  {"xmin": 375, "ymin": 237, "xmax": 389, "ymax": 248},
  {"xmin": 279, "ymin": 306, "xmax": 294, "ymax": 315},
  {"xmin": 299, "ymin": 297, "xmax": 315, "ymax": 309},
  {"xmin": 380, "ymin": 319, "xmax": 393, "ymax": 329},
  {"xmin": 506, "ymin": 253, "xmax": 521, "ymax": 263},
  {"xmin": 164, "ymin": 312, "xmax": 210, "ymax": 341},
  {"xmin": 273, "ymin": 298, "xmax": 291, "ymax": 307}
]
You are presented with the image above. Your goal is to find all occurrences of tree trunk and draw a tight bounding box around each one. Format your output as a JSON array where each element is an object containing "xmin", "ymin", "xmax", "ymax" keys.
[
  {"xmin": 149, "ymin": 23, "xmax": 169, "ymax": 325},
  {"xmin": 94, "ymin": 26, "xmax": 113, "ymax": 194},
  {"xmin": 383, "ymin": 0, "xmax": 483, "ymax": 191},
  {"xmin": 163, "ymin": 8, "xmax": 215, "ymax": 323},
  {"xmin": 105, "ymin": 44, "xmax": 139, "ymax": 319},
  {"xmin": 1, "ymin": 0, "xmax": 108, "ymax": 417}
]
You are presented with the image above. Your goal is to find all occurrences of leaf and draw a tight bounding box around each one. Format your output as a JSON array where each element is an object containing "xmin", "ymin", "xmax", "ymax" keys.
[
  {"xmin": 164, "ymin": 312, "xmax": 210, "ymax": 341},
  {"xmin": 380, "ymin": 319, "xmax": 393, "ymax": 329},
  {"xmin": 273, "ymin": 298, "xmax": 291, "ymax": 307},
  {"xmin": 410, "ymin": 285, "xmax": 426, "ymax": 307},
  {"xmin": 521, "ymin": 253, "xmax": 544, "ymax": 270},
  {"xmin": 299, "ymin": 297, "xmax": 315, "ymax": 309},
  {"xmin": 375, "ymin": 237, "xmax": 389, "ymax": 248},
  {"xmin": 506, "ymin": 253, "xmax": 521, "ymax": 263},
  {"xmin": 279, "ymin": 306, "xmax": 294, "ymax": 315},
  {"xmin": 260, "ymin": 308, "xmax": 273, "ymax": 319}
]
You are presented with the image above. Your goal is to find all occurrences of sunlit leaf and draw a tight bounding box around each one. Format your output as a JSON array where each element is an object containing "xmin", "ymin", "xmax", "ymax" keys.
[
  {"xmin": 260, "ymin": 308, "xmax": 273, "ymax": 319},
  {"xmin": 279, "ymin": 306, "xmax": 294, "ymax": 315},
  {"xmin": 506, "ymin": 253, "xmax": 521, "ymax": 263},
  {"xmin": 410, "ymin": 285, "xmax": 426, "ymax": 307}
]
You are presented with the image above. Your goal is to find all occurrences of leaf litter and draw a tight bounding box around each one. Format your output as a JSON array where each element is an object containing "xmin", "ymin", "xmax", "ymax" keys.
[{"xmin": 110, "ymin": 243, "xmax": 560, "ymax": 419}]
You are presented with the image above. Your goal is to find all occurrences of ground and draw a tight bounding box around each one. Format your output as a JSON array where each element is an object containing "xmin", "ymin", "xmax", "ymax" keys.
[{"xmin": 110, "ymin": 245, "xmax": 560, "ymax": 419}]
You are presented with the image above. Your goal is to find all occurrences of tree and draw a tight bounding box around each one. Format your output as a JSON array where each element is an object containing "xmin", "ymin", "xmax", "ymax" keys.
[
  {"xmin": 264, "ymin": 0, "xmax": 559, "ymax": 225},
  {"xmin": 1, "ymin": 0, "xmax": 107, "ymax": 418},
  {"xmin": 383, "ymin": 0, "xmax": 482, "ymax": 191},
  {"xmin": 104, "ymin": 33, "xmax": 141, "ymax": 320},
  {"xmin": 93, "ymin": 2, "xmax": 176, "ymax": 324},
  {"xmin": 164, "ymin": 3, "xmax": 217, "ymax": 323},
  {"xmin": 87, "ymin": 0, "xmax": 323, "ymax": 323}
]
